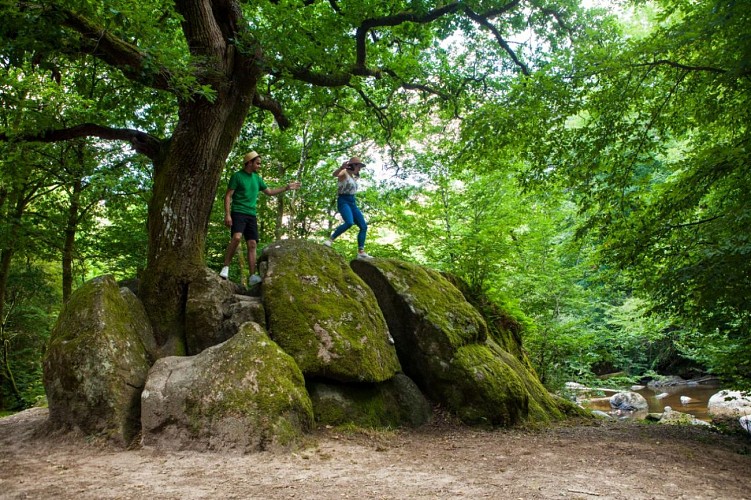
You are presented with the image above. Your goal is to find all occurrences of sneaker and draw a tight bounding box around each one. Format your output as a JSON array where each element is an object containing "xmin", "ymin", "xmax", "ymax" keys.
[
  {"xmin": 357, "ymin": 251, "xmax": 373, "ymax": 260},
  {"xmin": 219, "ymin": 266, "xmax": 229, "ymax": 279},
  {"xmin": 323, "ymin": 239, "xmax": 332, "ymax": 247},
  {"xmin": 248, "ymin": 274, "xmax": 262, "ymax": 286}
]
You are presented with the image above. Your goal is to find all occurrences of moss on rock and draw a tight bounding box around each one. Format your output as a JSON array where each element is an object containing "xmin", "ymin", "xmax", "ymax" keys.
[
  {"xmin": 260, "ymin": 240, "xmax": 400, "ymax": 382},
  {"xmin": 141, "ymin": 321, "xmax": 313, "ymax": 453},
  {"xmin": 42, "ymin": 275, "xmax": 153, "ymax": 446},
  {"xmin": 307, "ymin": 373, "xmax": 431, "ymax": 428},
  {"xmin": 443, "ymin": 273, "xmax": 536, "ymax": 369},
  {"xmin": 45, "ymin": 244, "xmax": 587, "ymax": 448},
  {"xmin": 352, "ymin": 258, "xmax": 588, "ymax": 427},
  {"xmin": 445, "ymin": 344, "xmax": 528, "ymax": 425},
  {"xmin": 354, "ymin": 259, "xmax": 487, "ymax": 351}
]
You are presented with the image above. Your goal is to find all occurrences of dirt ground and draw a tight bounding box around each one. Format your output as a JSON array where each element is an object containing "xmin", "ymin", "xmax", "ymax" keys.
[{"xmin": 1, "ymin": 407, "xmax": 750, "ymax": 500}]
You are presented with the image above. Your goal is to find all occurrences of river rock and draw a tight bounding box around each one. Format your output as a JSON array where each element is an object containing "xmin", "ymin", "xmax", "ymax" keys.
[
  {"xmin": 740, "ymin": 415, "xmax": 751, "ymax": 434},
  {"xmin": 708, "ymin": 390, "xmax": 751, "ymax": 417},
  {"xmin": 591, "ymin": 410, "xmax": 613, "ymax": 419},
  {"xmin": 610, "ymin": 391, "xmax": 648, "ymax": 411},
  {"xmin": 566, "ymin": 382, "xmax": 589, "ymax": 391},
  {"xmin": 659, "ymin": 406, "xmax": 710, "ymax": 426},
  {"xmin": 647, "ymin": 376, "xmax": 686, "ymax": 388}
]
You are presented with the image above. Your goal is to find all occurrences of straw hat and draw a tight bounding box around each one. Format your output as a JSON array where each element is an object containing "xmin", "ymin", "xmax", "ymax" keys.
[
  {"xmin": 347, "ymin": 156, "xmax": 365, "ymax": 167},
  {"xmin": 243, "ymin": 151, "xmax": 260, "ymax": 163}
]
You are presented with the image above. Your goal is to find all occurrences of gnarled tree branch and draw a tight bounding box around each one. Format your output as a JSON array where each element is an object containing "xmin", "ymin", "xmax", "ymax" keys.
[
  {"xmin": 252, "ymin": 93, "xmax": 291, "ymax": 129},
  {"xmin": 1, "ymin": 124, "xmax": 164, "ymax": 160},
  {"xmin": 284, "ymin": 1, "xmax": 530, "ymax": 106},
  {"xmin": 636, "ymin": 59, "xmax": 727, "ymax": 75},
  {"xmin": 464, "ymin": 7, "xmax": 530, "ymax": 76},
  {"xmin": 42, "ymin": 4, "xmax": 175, "ymax": 91},
  {"xmin": 355, "ymin": 4, "xmax": 462, "ymax": 70},
  {"xmin": 288, "ymin": 67, "xmax": 352, "ymax": 87}
]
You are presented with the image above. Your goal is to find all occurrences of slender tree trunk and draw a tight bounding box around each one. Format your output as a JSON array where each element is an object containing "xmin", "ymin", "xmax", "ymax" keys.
[
  {"xmin": 275, "ymin": 162, "xmax": 285, "ymax": 240},
  {"xmin": 0, "ymin": 249, "xmax": 12, "ymax": 344},
  {"xmin": 62, "ymin": 178, "xmax": 82, "ymax": 303},
  {"xmin": 0, "ymin": 247, "xmax": 11, "ymax": 411},
  {"xmin": 0, "ymin": 191, "xmax": 31, "ymax": 409},
  {"xmin": 1, "ymin": 333, "xmax": 23, "ymax": 409},
  {"xmin": 0, "ymin": 194, "xmax": 27, "ymax": 353}
]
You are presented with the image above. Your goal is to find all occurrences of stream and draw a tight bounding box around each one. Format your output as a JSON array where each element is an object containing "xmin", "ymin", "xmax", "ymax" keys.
[{"xmin": 581, "ymin": 380, "xmax": 723, "ymax": 421}]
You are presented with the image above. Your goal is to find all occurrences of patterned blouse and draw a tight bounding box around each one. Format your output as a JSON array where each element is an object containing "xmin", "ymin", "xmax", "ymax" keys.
[{"xmin": 337, "ymin": 173, "xmax": 358, "ymax": 196}]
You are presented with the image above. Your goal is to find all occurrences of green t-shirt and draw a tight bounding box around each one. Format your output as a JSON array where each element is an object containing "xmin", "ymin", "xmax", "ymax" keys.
[{"xmin": 228, "ymin": 170, "xmax": 268, "ymax": 216}]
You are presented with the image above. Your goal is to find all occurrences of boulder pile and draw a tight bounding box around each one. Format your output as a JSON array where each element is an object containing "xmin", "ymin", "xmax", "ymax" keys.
[{"xmin": 43, "ymin": 240, "xmax": 585, "ymax": 452}]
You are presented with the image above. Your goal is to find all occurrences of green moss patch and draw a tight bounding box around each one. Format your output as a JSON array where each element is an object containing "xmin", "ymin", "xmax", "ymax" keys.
[
  {"xmin": 42, "ymin": 275, "xmax": 152, "ymax": 446},
  {"xmin": 261, "ymin": 240, "xmax": 400, "ymax": 382},
  {"xmin": 141, "ymin": 321, "xmax": 313, "ymax": 453},
  {"xmin": 308, "ymin": 373, "xmax": 431, "ymax": 429}
]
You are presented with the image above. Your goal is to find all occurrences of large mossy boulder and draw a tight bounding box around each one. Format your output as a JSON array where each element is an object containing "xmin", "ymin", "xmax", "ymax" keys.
[
  {"xmin": 448, "ymin": 277, "xmax": 586, "ymax": 423},
  {"xmin": 351, "ymin": 259, "xmax": 487, "ymax": 364},
  {"xmin": 350, "ymin": 259, "xmax": 485, "ymax": 384},
  {"xmin": 352, "ymin": 259, "xmax": 584, "ymax": 426},
  {"xmin": 308, "ymin": 373, "xmax": 432, "ymax": 428},
  {"xmin": 259, "ymin": 239, "xmax": 400, "ymax": 383},
  {"xmin": 141, "ymin": 321, "xmax": 313, "ymax": 453},
  {"xmin": 485, "ymin": 339, "xmax": 583, "ymax": 422},
  {"xmin": 443, "ymin": 343, "xmax": 529, "ymax": 425},
  {"xmin": 444, "ymin": 273, "xmax": 534, "ymax": 371},
  {"xmin": 42, "ymin": 275, "xmax": 154, "ymax": 445}
]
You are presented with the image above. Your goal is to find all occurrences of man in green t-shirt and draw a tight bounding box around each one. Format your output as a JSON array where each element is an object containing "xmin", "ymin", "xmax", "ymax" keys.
[{"xmin": 219, "ymin": 151, "xmax": 300, "ymax": 286}]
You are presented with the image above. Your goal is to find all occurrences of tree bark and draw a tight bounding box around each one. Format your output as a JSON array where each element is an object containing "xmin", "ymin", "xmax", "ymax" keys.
[
  {"xmin": 0, "ymin": 247, "xmax": 14, "ymax": 408},
  {"xmin": 62, "ymin": 178, "xmax": 82, "ymax": 303},
  {"xmin": 135, "ymin": 0, "xmax": 263, "ymax": 355},
  {"xmin": 1, "ymin": 333, "xmax": 24, "ymax": 410},
  {"xmin": 0, "ymin": 192, "xmax": 30, "ymax": 358},
  {"xmin": 139, "ymin": 99, "xmax": 254, "ymax": 354}
]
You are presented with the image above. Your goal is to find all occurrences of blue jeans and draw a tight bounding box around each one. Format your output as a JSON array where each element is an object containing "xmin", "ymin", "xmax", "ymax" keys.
[{"xmin": 331, "ymin": 195, "xmax": 367, "ymax": 249}]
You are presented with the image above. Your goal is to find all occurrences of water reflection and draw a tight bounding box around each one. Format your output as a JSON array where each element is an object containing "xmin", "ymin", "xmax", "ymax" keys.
[{"xmin": 581, "ymin": 382, "xmax": 722, "ymax": 421}]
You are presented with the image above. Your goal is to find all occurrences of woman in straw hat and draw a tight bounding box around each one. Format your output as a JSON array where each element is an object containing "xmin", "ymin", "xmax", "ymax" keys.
[{"xmin": 323, "ymin": 156, "xmax": 372, "ymax": 259}]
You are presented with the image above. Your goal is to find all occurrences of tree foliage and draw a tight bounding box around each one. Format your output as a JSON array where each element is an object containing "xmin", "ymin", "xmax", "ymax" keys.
[
  {"xmin": 3, "ymin": 0, "xmax": 592, "ymax": 353},
  {"xmin": 512, "ymin": 0, "xmax": 751, "ymax": 387},
  {"xmin": 1, "ymin": 0, "xmax": 749, "ymax": 408}
]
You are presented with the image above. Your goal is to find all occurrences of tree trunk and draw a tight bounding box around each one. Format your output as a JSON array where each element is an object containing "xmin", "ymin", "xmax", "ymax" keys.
[
  {"xmin": 139, "ymin": 89, "xmax": 257, "ymax": 356},
  {"xmin": 0, "ymin": 195, "xmax": 28, "ymax": 410},
  {"xmin": 275, "ymin": 162, "xmax": 285, "ymax": 240},
  {"xmin": 1, "ymin": 333, "xmax": 23, "ymax": 409},
  {"xmin": 0, "ymin": 193, "xmax": 28, "ymax": 355},
  {"xmin": 62, "ymin": 178, "xmax": 82, "ymax": 303},
  {"xmin": 131, "ymin": 0, "xmax": 264, "ymax": 356},
  {"xmin": 0, "ymin": 246, "xmax": 12, "ymax": 411}
]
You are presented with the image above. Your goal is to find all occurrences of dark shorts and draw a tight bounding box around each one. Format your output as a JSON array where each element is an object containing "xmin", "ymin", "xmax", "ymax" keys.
[{"xmin": 230, "ymin": 212, "xmax": 258, "ymax": 242}]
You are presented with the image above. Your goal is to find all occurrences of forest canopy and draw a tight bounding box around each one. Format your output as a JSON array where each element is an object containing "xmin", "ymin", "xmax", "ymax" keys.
[{"xmin": 0, "ymin": 0, "xmax": 749, "ymax": 410}]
